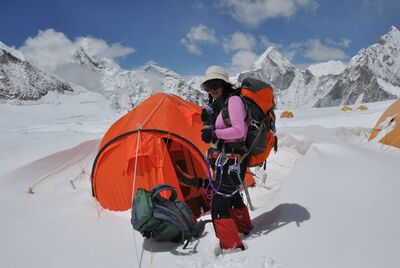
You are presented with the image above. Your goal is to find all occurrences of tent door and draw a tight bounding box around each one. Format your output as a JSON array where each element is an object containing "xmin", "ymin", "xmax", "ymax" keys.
[{"xmin": 164, "ymin": 138, "xmax": 210, "ymax": 217}]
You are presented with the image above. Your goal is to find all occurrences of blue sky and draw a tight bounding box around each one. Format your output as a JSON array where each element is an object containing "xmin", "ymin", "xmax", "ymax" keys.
[{"xmin": 1, "ymin": 0, "xmax": 399, "ymax": 76}]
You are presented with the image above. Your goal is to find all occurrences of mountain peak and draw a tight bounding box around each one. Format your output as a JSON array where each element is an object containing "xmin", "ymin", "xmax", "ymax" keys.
[
  {"xmin": 379, "ymin": 25, "xmax": 400, "ymax": 45},
  {"xmin": 389, "ymin": 25, "xmax": 399, "ymax": 33},
  {"xmin": 254, "ymin": 46, "xmax": 293, "ymax": 70},
  {"xmin": 144, "ymin": 64, "xmax": 181, "ymax": 79},
  {"xmin": 0, "ymin": 41, "xmax": 25, "ymax": 61},
  {"xmin": 74, "ymin": 46, "xmax": 100, "ymax": 69}
]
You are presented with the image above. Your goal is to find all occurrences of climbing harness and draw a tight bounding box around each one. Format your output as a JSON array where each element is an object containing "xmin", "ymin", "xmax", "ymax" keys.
[{"xmin": 203, "ymin": 149, "xmax": 243, "ymax": 199}]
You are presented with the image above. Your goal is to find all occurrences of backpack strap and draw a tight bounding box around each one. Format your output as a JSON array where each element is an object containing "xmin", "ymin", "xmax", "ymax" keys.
[
  {"xmin": 151, "ymin": 184, "xmax": 178, "ymax": 201},
  {"xmin": 221, "ymin": 89, "xmax": 245, "ymax": 128},
  {"xmin": 221, "ymin": 102, "xmax": 231, "ymax": 127},
  {"xmin": 149, "ymin": 184, "xmax": 210, "ymax": 248}
]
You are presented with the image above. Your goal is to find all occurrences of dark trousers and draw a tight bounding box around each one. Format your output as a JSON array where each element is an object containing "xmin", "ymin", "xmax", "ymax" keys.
[
  {"xmin": 211, "ymin": 191, "xmax": 245, "ymax": 219},
  {"xmin": 210, "ymin": 156, "xmax": 248, "ymax": 219}
]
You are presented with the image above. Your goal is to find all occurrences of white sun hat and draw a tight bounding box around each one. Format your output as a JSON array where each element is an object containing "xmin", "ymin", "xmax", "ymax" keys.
[{"xmin": 202, "ymin": 66, "xmax": 231, "ymax": 85}]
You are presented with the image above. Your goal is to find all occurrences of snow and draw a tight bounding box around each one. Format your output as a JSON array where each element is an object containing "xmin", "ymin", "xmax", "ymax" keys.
[
  {"xmin": 1, "ymin": 93, "xmax": 400, "ymax": 268},
  {"xmin": 307, "ymin": 60, "xmax": 347, "ymax": 77},
  {"xmin": 377, "ymin": 78, "xmax": 400, "ymax": 96}
]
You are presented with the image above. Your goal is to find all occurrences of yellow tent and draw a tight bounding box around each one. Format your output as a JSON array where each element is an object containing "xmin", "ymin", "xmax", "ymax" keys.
[
  {"xmin": 356, "ymin": 105, "xmax": 368, "ymax": 111},
  {"xmin": 341, "ymin": 106, "xmax": 352, "ymax": 112},
  {"xmin": 368, "ymin": 99, "xmax": 400, "ymax": 148},
  {"xmin": 280, "ymin": 110, "xmax": 294, "ymax": 118}
]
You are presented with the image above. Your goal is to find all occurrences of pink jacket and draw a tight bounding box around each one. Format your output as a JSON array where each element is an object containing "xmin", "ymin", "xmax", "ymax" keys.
[{"xmin": 215, "ymin": 96, "xmax": 248, "ymax": 143}]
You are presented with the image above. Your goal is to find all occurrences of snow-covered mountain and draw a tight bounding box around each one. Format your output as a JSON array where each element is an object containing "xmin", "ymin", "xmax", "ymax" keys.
[
  {"xmin": 238, "ymin": 47, "xmax": 309, "ymax": 93},
  {"xmin": 71, "ymin": 42, "xmax": 205, "ymax": 111},
  {"xmin": 238, "ymin": 26, "xmax": 400, "ymax": 109},
  {"xmin": 0, "ymin": 38, "xmax": 204, "ymax": 110},
  {"xmin": 237, "ymin": 47, "xmax": 328, "ymax": 109},
  {"xmin": 2, "ymin": 26, "xmax": 399, "ymax": 109},
  {"xmin": 315, "ymin": 26, "xmax": 400, "ymax": 107},
  {"xmin": 0, "ymin": 42, "xmax": 73, "ymax": 101}
]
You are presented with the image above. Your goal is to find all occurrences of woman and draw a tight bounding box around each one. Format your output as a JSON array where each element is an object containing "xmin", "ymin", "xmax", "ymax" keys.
[{"xmin": 179, "ymin": 66, "xmax": 253, "ymax": 251}]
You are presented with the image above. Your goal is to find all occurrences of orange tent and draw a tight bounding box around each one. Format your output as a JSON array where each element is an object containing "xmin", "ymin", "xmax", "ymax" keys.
[
  {"xmin": 368, "ymin": 99, "xmax": 400, "ymax": 148},
  {"xmin": 91, "ymin": 93, "xmax": 254, "ymax": 215},
  {"xmin": 280, "ymin": 110, "xmax": 294, "ymax": 118}
]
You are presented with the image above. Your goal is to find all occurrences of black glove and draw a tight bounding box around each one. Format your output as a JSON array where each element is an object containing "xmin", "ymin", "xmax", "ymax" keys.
[
  {"xmin": 201, "ymin": 128, "xmax": 216, "ymax": 143},
  {"xmin": 201, "ymin": 108, "xmax": 208, "ymax": 123}
]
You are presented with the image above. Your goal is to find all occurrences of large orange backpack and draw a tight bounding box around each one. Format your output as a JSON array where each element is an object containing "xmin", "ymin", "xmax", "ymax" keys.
[{"xmin": 222, "ymin": 77, "xmax": 277, "ymax": 167}]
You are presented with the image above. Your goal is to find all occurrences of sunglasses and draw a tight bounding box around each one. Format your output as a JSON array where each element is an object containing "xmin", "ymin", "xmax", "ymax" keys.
[{"xmin": 203, "ymin": 79, "xmax": 224, "ymax": 92}]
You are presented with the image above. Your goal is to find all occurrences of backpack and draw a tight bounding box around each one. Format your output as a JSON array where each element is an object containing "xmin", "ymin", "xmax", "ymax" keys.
[
  {"xmin": 131, "ymin": 184, "xmax": 206, "ymax": 248},
  {"xmin": 222, "ymin": 77, "xmax": 278, "ymax": 167}
]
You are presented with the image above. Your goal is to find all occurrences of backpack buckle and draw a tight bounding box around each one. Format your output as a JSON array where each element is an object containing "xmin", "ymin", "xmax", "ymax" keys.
[
  {"xmin": 250, "ymin": 119, "xmax": 260, "ymax": 129},
  {"xmin": 228, "ymin": 163, "xmax": 241, "ymax": 175}
]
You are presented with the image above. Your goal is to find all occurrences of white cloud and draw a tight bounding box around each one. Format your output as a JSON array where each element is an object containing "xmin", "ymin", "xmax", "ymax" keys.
[
  {"xmin": 19, "ymin": 29, "xmax": 136, "ymax": 92},
  {"xmin": 283, "ymin": 50, "xmax": 297, "ymax": 61},
  {"xmin": 326, "ymin": 38, "xmax": 352, "ymax": 48},
  {"xmin": 223, "ymin": 31, "xmax": 257, "ymax": 52},
  {"xmin": 304, "ymin": 39, "xmax": 347, "ymax": 61},
  {"xmin": 229, "ymin": 50, "xmax": 259, "ymax": 72},
  {"xmin": 20, "ymin": 29, "xmax": 77, "ymax": 72},
  {"xmin": 259, "ymin": 35, "xmax": 283, "ymax": 50},
  {"xmin": 181, "ymin": 25, "xmax": 217, "ymax": 55},
  {"xmin": 20, "ymin": 29, "xmax": 135, "ymax": 73},
  {"xmin": 76, "ymin": 37, "xmax": 135, "ymax": 59},
  {"xmin": 181, "ymin": 39, "xmax": 202, "ymax": 55},
  {"xmin": 219, "ymin": 0, "xmax": 319, "ymax": 26},
  {"xmin": 289, "ymin": 42, "xmax": 303, "ymax": 50}
]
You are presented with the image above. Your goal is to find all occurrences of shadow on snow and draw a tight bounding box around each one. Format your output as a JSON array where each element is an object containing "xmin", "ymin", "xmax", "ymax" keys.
[{"xmin": 250, "ymin": 203, "xmax": 311, "ymax": 238}]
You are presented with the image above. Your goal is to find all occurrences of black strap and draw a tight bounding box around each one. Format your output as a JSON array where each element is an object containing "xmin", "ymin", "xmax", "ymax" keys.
[
  {"xmin": 274, "ymin": 135, "xmax": 278, "ymax": 152},
  {"xmin": 238, "ymin": 120, "xmax": 266, "ymax": 165}
]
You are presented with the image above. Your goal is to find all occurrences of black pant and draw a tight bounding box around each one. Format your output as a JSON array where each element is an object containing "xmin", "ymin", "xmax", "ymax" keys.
[
  {"xmin": 211, "ymin": 191, "xmax": 245, "ymax": 219},
  {"xmin": 210, "ymin": 156, "xmax": 249, "ymax": 219}
]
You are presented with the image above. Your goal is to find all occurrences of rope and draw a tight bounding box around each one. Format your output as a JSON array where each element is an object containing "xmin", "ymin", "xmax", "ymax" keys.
[
  {"xmin": 70, "ymin": 153, "xmax": 96, "ymax": 189},
  {"xmin": 27, "ymin": 143, "xmax": 94, "ymax": 194}
]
